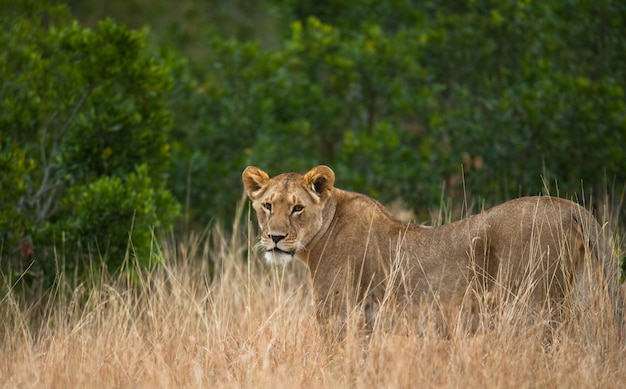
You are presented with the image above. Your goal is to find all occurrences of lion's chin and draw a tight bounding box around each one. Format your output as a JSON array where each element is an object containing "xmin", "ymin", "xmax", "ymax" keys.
[{"xmin": 264, "ymin": 250, "xmax": 294, "ymax": 265}]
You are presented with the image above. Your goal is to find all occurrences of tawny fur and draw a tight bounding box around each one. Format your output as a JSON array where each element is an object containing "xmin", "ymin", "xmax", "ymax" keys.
[{"xmin": 243, "ymin": 165, "xmax": 624, "ymax": 336}]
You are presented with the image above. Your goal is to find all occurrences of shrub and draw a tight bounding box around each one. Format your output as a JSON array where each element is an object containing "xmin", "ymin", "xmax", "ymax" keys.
[
  {"xmin": 171, "ymin": 0, "xmax": 625, "ymax": 224},
  {"xmin": 0, "ymin": 4, "xmax": 179, "ymax": 284}
]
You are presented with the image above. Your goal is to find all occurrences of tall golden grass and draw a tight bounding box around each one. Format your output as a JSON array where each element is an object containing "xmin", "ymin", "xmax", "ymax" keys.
[{"xmin": 1, "ymin": 200, "xmax": 625, "ymax": 388}]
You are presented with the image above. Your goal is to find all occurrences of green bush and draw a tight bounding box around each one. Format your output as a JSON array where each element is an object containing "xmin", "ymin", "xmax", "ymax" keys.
[
  {"xmin": 0, "ymin": 4, "xmax": 179, "ymax": 284},
  {"xmin": 57, "ymin": 164, "xmax": 179, "ymax": 272},
  {"xmin": 0, "ymin": 144, "xmax": 35, "ymax": 268},
  {"xmin": 168, "ymin": 0, "xmax": 625, "ymax": 225},
  {"xmin": 170, "ymin": 17, "xmax": 451, "ymax": 223},
  {"xmin": 63, "ymin": 0, "xmax": 624, "ymax": 225}
]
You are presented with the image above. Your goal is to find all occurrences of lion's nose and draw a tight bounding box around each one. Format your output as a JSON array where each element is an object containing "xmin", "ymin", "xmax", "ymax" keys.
[{"xmin": 269, "ymin": 234, "xmax": 287, "ymax": 243}]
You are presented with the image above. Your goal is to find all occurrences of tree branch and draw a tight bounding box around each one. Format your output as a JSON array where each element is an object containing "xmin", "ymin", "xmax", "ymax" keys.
[{"xmin": 30, "ymin": 84, "xmax": 94, "ymax": 223}]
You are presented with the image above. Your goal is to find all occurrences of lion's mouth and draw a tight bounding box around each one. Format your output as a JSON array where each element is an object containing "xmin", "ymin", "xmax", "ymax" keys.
[
  {"xmin": 268, "ymin": 247, "xmax": 295, "ymax": 256},
  {"xmin": 264, "ymin": 247, "xmax": 296, "ymax": 265}
]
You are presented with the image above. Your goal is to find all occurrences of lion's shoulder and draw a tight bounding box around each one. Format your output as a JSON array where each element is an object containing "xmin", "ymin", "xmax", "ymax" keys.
[{"xmin": 333, "ymin": 189, "xmax": 405, "ymax": 225}]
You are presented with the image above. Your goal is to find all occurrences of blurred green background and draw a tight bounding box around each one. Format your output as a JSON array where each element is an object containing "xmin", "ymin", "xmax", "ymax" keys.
[{"xmin": 1, "ymin": 0, "xmax": 625, "ymax": 287}]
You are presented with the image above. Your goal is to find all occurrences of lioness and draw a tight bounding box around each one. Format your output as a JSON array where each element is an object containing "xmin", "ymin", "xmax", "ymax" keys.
[{"xmin": 243, "ymin": 165, "xmax": 624, "ymax": 337}]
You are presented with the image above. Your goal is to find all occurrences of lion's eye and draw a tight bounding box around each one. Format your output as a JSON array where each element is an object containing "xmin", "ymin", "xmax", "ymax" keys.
[
  {"xmin": 292, "ymin": 205, "xmax": 304, "ymax": 213},
  {"xmin": 263, "ymin": 203, "xmax": 272, "ymax": 212}
]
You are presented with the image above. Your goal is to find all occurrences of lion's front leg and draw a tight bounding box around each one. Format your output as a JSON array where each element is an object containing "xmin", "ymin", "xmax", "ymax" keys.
[
  {"xmin": 313, "ymin": 288, "xmax": 348, "ymax": 341},
  {"xmin": 312, "ymin": 279, "xmax": 375, "ymax": 341}
]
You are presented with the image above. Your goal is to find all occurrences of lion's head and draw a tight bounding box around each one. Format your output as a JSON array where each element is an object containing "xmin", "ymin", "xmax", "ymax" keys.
[{"xmin": 242, "ymin": 165, "xmax": 335, "ymax": 264}]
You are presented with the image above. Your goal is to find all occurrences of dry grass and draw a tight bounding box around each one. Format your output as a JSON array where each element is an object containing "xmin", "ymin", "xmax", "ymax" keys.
[{"xmin": 1, "ymin": 211, "xmax": 625, "ymax": 388}]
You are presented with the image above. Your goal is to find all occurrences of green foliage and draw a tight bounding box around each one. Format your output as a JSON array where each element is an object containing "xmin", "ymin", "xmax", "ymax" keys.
[
  {"xmin": 168, "ymin": 0, "xmax": 626, "ymax": 225},
  {"xmin": 58, "ymin": 164, "xmax": 179, "ymax": 272},
  {"xmin": 275, "ymin": 0, "xmax": 421, "ymax": 33},
  {"xmin": 0, "ymin": 143, "xmax": 35, "ymax": 266},
  {"xmin": 413, "ymin": 0, "xmax": 626, "ymax": 201},
  {"xmin": 170, "ymin": 17, "xmax": 450, "ymax": 222},
  {"xmin": 68, "ymin": 0, "xmax": 281, "ymax": 68},
  {"xmin": 0, "ymin": 3, "xmax": 179, "ymax": 284},
  {"xmin": 64, "ymin": 0, "xmax": 626, "ymax": 227}
]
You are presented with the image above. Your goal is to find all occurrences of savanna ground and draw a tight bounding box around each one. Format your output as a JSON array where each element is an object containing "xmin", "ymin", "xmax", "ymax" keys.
[{"xmin": 1, "ymin": 202, "xmax": 625, "ymax": 388}]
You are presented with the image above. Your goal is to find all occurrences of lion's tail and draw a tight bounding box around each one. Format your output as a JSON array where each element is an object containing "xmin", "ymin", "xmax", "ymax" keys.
[{"xmin": 574, "ymin": 210, "xmax": 624, "ymax": 340}]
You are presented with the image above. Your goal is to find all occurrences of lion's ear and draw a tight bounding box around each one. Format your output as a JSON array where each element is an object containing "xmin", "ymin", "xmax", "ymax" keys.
[
  {"xmin": 303, "ymin": 165, "xmax": 335, "ymax": 197},
  {"xmin": 242, "ymin": 166, "xmax": 270, "ymax": 200}
]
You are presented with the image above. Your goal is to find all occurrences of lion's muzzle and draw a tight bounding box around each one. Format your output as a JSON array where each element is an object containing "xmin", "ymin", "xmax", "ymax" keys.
[{"xmin": 264, "ymin": 247, "xmax": 295, "ymax": 265}]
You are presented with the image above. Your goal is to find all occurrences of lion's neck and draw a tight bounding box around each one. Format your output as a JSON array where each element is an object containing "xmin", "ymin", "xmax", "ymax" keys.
[
  {"xmin": 297, "ymin": 190, "xmax": 338, "ymax": 265},
  {"xmin": 301, "ymin": 188, "xmax": 413, "ymax": 267}
]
